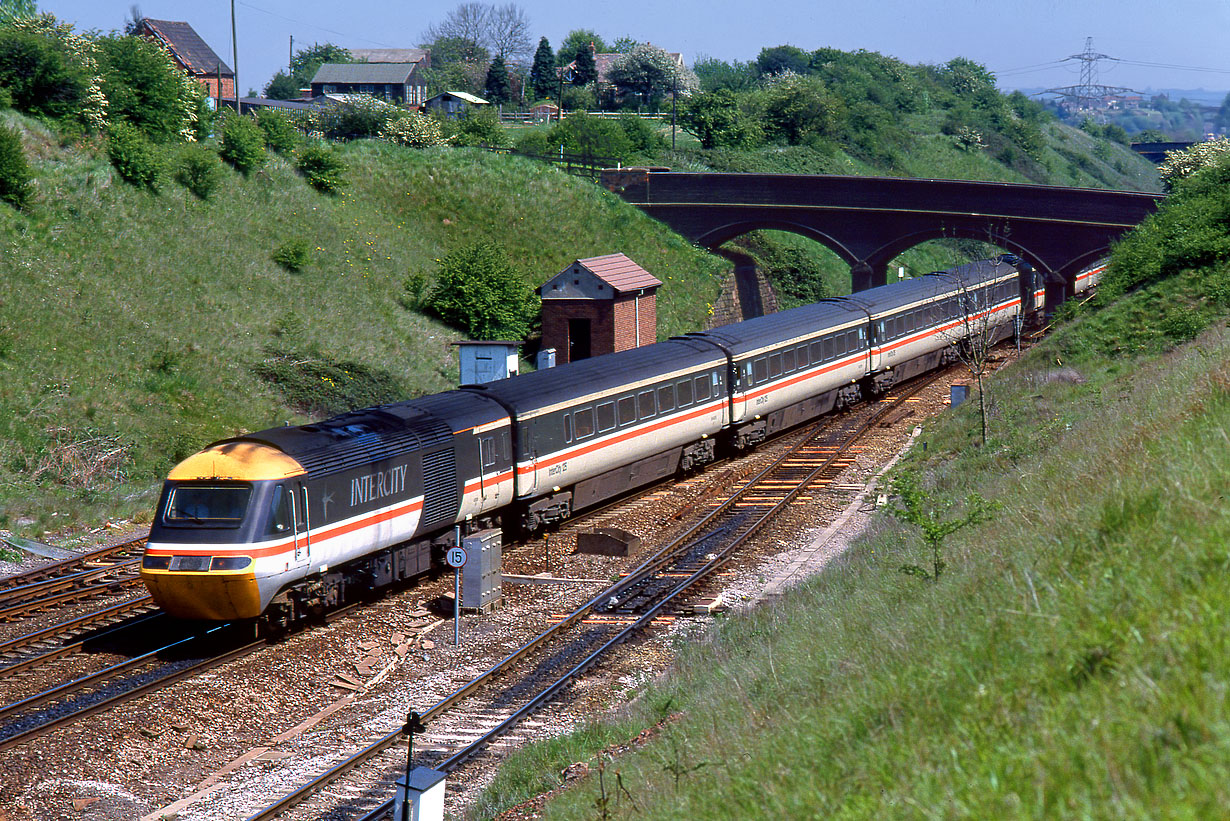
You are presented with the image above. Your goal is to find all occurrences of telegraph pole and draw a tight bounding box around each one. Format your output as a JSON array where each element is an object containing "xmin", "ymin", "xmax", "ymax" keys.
[{"xmin": 230, "ymin": 0, "xmax": 239, "ymax": 112}]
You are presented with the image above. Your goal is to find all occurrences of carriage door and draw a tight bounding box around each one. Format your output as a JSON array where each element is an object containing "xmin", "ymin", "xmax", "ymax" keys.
[{"xmin": 290, "ymin": 482, "xmax": 310, "ymax": 564}]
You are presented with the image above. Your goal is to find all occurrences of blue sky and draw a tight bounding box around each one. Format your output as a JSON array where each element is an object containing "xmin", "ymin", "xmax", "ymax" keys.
[{"xmin": 39, "ymin": 0, "xmax": 1230, "ymax": 99}]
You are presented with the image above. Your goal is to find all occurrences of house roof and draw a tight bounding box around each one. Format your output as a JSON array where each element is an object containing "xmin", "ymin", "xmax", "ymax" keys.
[
  {"xmin": 310, "ymin": 63, "xmax": 419, "ymax": 85},
  {"xmin": 576, "ymin": 253, "xmax": 662, "ymax": 293},
  {"xmin": 350, "ymin": 48, "xmax": 429, "ymax": 64},
  {"xmin": 137, "ymin": 19, "xmax": 232, "ymax": 76},
  {"xmin": 425, "ymin": 91, "xmax": 490, "ymax": 105}
]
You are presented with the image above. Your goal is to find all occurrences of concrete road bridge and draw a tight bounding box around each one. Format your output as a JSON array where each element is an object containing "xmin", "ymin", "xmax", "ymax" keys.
[{"xmin": 602, "ymin": 169, "xmax": 1163, "ymax": 301}]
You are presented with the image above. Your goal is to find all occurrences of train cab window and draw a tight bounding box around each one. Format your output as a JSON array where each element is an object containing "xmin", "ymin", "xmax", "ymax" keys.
[
  {"xmin": 753, "ymin": 357, "xmax": 768, "ymax": 384},
  {"xmin": 782, "ymin": 347, "xmax": 795, "ymax": 372},
  {"xmin": 638, "ymin": 390, "xmax": 656, "ymax": 419},
  {"xmin": 596, "ymin": 401, "xmax": 616, "ymax": 433},
  {"xmin": 268, "ymin": 485, "xmax": 292, "ymax": 534},
  {"xmin": 574, "ymin": 408, "xmax": 595, "ymax": 439},
  {"xmin": 677, "ymin": 378, "xmax": 693, "ymax": 407},
  {"xmin": 480, "ymin": 436, "xmax": 497, "ymax": 467},
  {"xmin": 694, "ymin": 375, "xmax": 711, "ymax": 401},
  {"xmin": 165, "ymin": 484, "xmax": 251, "ymax": 526},
  {"xmin": 618, "ymin": 396, "xmax": 637, "ymax": 425},
  {"xmin": 658, "ymin": 385, "xmax": 675, "ymax": 412}
]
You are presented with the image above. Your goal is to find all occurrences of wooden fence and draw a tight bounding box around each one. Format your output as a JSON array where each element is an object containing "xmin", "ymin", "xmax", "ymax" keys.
[{"xmin": 482, "ymin": 146, "xmax": 621, "ymax": 181}]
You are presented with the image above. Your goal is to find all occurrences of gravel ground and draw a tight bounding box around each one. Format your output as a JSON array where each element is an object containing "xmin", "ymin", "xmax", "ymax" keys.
[{"xmin": 0, "ymin": 369, "xmax": 988, "ymax": 821}]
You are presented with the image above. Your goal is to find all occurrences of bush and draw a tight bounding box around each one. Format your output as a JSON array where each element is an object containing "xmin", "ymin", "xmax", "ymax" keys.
[
  {"xmin": 252, "ymin": 347, "xmax": 406, "ymax": 417},
  {"xmin": 548, "ymin": 112, "xmax": 633, "ymax": 161},
  {"xmin": 0, "ymin": 86, "xmax": 12, "ymax": 109},
  {"xmin": 424, "ymin": 241, "xmax": 538, "ymax": 340},
  {"xmin": 450, "ymin": 107, "xmax": 508, "ymax": 148},
  {"xmin": 173, "ymin": 143, "xmax": 222, "ymax": 200},
  {"xmin": 0, "ymin": 123, "xmax": 32, "ymax": 208},
  {"xmin": 0, "ymin": 26, "xmax": 90, "ymax": 120},
  {"xmin": 95, "ymin": 34, "xmax": 199, "ymax": 143},
  {"xmin": 218, "ymin": 114, "xmax": 267, "ymax": 175},
  {"xmin": 106, "ymin": 122, "xmax": 163, "ymax": 191},
  {"xmin": 311, "ymin": 95, "xmax": 399, "ymax": 140},
  {"xmin": 272, "ymin": 238, "xmax": 311, "ymax": 272},
  {"xmin": 294, "ymin": 142, "xmax": 346, "ymax": 193},
  {"xmin": 381, "ymin": 113, "xmax": 449, "ymax": 148},
  {"xmin": 255, "ymin": 109, "xmax": 300, "ymax": 153}
]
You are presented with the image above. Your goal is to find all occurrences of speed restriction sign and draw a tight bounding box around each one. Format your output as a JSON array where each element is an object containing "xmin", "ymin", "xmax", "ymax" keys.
[{"xmin": 446, "ymin": 546, "xmax": 467, "ymax": 568}]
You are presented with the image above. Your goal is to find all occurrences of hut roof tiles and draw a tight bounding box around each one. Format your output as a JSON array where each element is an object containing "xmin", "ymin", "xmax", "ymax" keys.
[{"xmin": 575, "ymin": 253, "xmax": 662, "ymax": 293}]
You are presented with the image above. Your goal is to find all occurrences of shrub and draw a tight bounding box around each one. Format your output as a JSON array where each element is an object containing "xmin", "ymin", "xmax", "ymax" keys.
[
  {"xmin": 95, "ymin": 33, "xmax": 201, "ymax": 142},
  {"xmin": 294, "ymin": 142, "xmax": 346, "ymax": 193},
  {"xmin": 548, "ymin": 112, "xmax": 633, "ymax": 161},
  {"xmin": 311, "ymin": 95, "xmax": 399, "ymax": 140},
  {"xmin": 252, "ymin": 347, "xmax": 406, "ymax": 417},
  {"xmin": 254, "ymin": 109, "xmax": 300, "ymax": 153},
  {"xmin": 381, "ymin": 113, "xmax": 449, "ymax": 148},
  {"xmin": 449, "ymin": 107, "xmax": 508, "ymax": 148},
  {"xmin": 424, "ymin": 242, "xmax": 538, "ymax": 340},
  {"xmin": 173, "ymin": 143, "xmax": 222, "ymax": 200},
  {"xmin": 218, "ymin": 114, "xmax": 267, "ymax": 175},
  {"xmin": 0, "ymin": 86, "xmax": 12, "ymax": 108},
  {"xmin": 0, "ymin": 123, "xmax": 32, "ymax": 209},
  {"xmin": 0, "ymin": 26, "xmax": 90, "ymax": 120},
  {"xmin": 272, "ymin": 238, "xmax": 311, "ymax": 272},
  {"xmin": 106, "ymin": 121, "xmax": 163, "ymax": 191}
]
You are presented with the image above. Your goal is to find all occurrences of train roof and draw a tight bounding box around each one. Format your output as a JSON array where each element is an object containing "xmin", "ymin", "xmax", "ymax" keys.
[
  {"xmin": 843, "ymin": 259, "xmax": 1018, "ymax": 313},
  {"xmin": 465, "ymin": 336, "xmax": 724, "ymax": 416},
  {"xmin": 693, "ymin": 300, "xmax": 866, "ymax": 356},
  {"xmin": 215, "ymin": 390, "xmax": 504, "ymax": 476}
]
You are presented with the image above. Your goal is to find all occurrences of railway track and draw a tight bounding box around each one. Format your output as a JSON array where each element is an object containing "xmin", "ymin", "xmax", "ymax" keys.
[
  {"xmin": 244, "ymin": 372, "xmax": 943, "ymax": 821},
  {"xmin": 0, "ymin": 535, "xmax": 148, "ymax": 622}
]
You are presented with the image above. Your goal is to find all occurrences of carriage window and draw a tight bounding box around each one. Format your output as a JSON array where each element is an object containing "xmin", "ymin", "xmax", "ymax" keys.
[
  {"xmin": 638, "ymin": 390, "xmax": 656, "ymax": 418},
  {"xmin": 596, "ymin": 401, "xmax": 616, "ymax": 432},
  {"xmin": 574, "ymin": 408, "xmax": 595, "ymax": 439},
  {"xmin": 677, "ymin": 378, "xmax": 693, "ymax": 407},
  {"xmin": 658, "ymin": 385, "xmax": 675, "ymax": 412},
  {"xmin": 823, "ymin": 336, "xmax": 836, "ymax": 360},
  {"xmin": 848, "ymin": 330, "xmax": 860, "ymax": 350},
  {"xmin": 694, "ymin": 375, "xmax": 711, "ymax": 401},
  {"xmin": 768, "ymin": 354, "xmax": 782, "ymax": 378},
  {"xmin": 753, "ymin": 358, "xmax": 768, "ymax": 384},
  {"xmin": 798, "ymin": 344, "xmax": 810, "ymax": 367},
  {"xmin": 782, "ymin": 347, "xmax": 795, "ymax": 372},
  {"xmin": 811, "ymin": 341, "xmax": 823, "ymax": 363},
  {"xmin": 618, "ymin": 395, "xmax": 637, "ymax": 425}
]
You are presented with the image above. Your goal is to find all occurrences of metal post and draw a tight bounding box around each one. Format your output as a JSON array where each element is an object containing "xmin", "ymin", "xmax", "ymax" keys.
[
  {"xmin": 401, "ymin": 710, "xmax": 426, "ymax": 821},
  {"xmin": 671, "ymin": 73, "xmax": 677, "ymax": 150},
  {"xmin": 452, "ymin": 525, "xmax": 462, "ymax": 646}
]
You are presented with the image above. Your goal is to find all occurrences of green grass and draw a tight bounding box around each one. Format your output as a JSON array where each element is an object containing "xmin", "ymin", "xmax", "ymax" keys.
[
  {"xmin": 474, "ymin": 271, "xmax": 1230, "ymax": 818},
  {"xmin": 0, "ymin": 125, "xmax": 725, "ymax": 533}
]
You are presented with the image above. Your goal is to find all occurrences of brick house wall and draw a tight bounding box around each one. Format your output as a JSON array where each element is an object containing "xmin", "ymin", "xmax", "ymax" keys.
[
  {"xmin": 611, "ymin": 293, "xmax": 657, "ymax": 350},
  {"xmin": 198, "ymin": 75, "xmax": 236, "ymax": 100}
]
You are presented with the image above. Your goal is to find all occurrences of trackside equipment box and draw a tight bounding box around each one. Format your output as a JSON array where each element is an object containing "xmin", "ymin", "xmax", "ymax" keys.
[{"xmin": 461, "ymin": 529, "xmax": 502, "ymax": 611}]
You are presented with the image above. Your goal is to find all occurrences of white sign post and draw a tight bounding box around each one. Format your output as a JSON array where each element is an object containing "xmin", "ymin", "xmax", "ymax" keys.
[{"xmin": 446, "ymin": 543, "xmax": 466, "ymax": 646}]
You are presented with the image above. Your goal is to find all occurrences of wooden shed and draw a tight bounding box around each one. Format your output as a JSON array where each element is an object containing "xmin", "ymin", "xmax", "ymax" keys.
[{"xmin": 538, "ymin": 254, "xmax": 662, "ymax": 365}]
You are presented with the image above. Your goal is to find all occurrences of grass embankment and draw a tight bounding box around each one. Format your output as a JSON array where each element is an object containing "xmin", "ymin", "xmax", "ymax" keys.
[
  {"xmin": 473, "ymin": 260, "xmax": 1229, "ymax": 815},
  {"xmin": 0, "ymin": 120, "xmax": 725, "ymax": 531}
]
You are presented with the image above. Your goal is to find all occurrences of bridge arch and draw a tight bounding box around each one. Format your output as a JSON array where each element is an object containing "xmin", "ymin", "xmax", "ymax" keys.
[
  {"xmin": 864, "ymin": 226, "xmax": 1052, "ymax": 283},
  {"xmin": 692, "ymin": 219, "xmax": 859, "ymax": 268}
]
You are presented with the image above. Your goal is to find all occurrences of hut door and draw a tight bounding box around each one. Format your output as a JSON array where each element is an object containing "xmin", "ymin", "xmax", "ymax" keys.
[{"xmin": 568, "ymin": 318, "xmax": 591, "ymax": 362}]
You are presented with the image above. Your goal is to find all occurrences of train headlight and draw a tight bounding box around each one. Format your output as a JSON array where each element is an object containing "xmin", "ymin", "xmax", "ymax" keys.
[{"xmin": 210, "ymin": 556, "xmax": 253, "ymax": 571}]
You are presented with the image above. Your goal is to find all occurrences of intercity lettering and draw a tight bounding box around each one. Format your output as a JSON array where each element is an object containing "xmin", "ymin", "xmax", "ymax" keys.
[{"xmin": 350, "ymin": 464, "xmax": 409, "ymax": 506}]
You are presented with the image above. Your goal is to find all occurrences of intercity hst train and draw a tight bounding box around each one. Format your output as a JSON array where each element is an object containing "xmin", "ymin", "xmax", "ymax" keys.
[{"xmin": 140, "ymin": 256, "xmax": 1072, "ymax": 629}]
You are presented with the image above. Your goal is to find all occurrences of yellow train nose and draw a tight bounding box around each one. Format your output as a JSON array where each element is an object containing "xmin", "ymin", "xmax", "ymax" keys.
[{"xmin": 140, "ymin": 569, "xmax": 264, "ymax": 620}]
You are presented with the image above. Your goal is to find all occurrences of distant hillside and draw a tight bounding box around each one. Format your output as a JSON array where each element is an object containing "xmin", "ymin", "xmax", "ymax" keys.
[{"xmin": 0, "ymin": 118, "xmax": 725, "ymax": 533}]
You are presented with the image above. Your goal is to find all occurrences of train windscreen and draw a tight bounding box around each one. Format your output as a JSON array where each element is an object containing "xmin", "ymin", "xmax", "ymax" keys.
[{"xmin": 163, "ymin": 484, "xmax": 251, "ymax": 525}]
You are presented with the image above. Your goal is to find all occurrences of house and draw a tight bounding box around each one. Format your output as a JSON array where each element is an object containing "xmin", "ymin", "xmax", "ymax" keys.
[
  {"xmin": 133, "ymin": 18, "xmax": 234, "ymax": 100},
  {"xmin": 310, "ymin": 57, "xmax": 430, "ymax": 106},
  {"xmin": 422, "ymin": 91, "xmax": 491, "ymax": 118},
  {"xmin": 538, "ymin": 253, "xmax": 662, "ymax": 364}
]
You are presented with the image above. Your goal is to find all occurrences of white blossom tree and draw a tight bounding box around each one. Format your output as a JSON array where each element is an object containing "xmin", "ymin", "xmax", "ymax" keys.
[{"xmin": 606, "ymin": 43, "xmax": 698, "ymax": 107}]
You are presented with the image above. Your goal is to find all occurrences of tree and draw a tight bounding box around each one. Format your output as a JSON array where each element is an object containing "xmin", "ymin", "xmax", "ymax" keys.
[
  {"xmin": 96, "ymin": 33, "xmax": 201, "ymax": 142},
  {"xmin": 423, "ymin": 2, "xmax": 490, "ymax": 62},
  {"xmin": 484, "ymin": 54, "xmax": 510, "ymax": 103},
  {"xmin": 0, "ymin": 24, "xmax": 91, "ymax": 120},
  {"xmin": 266, "ymin": 42, "xmax": 351, "ymax": 99},
  {"xmin": 680, "ymin": 89, "xmax": 760, "ymax": 149},
  {"xmin": 0, "ymin": 0, "xmax": 36, "ymax": 24},
  {"xmin": 529, "ymin": 36, "xmax": 554, "ymax": 101},
  {"xmin": 761, "ymin": 72, "xmax": 845, "ymax": 145},
  {"xmin": 486, "ymin": 2, "xmax": 531, "ymax": 63},
  {"xmin": 570, "ymin": 42, "xmax": 598, "ymax": 87},
  {"xmin": 1215, "ymin": 91, "xmax": 1230, "ymax": 132},
  {"xmin": 692, "ymin": 56, "xmax": 758, "ymax": 93},
  {"xmin": 889, "ymin": 469, "xmax": 997, "ymax": 582},
  {"xmin": 611, "ymin": 36, "xmax": 640, "ymax": 53},
  {"xmin": 756, "ymin": 44, "xmax": 809, "ymax": 76},
  {"xmin": 606, "ymin": 43, "xmax": 698, "ymax": 107},
  {"xmin": 424, "ymin": 242, "xmax": 538, "ymax": 340},
  {"xmin": 263, "ymin": 71, "xmax": 299, "ymax": 100},
  {"xmin": 558, "ymin": 29, "xmax": 608, "ymax": 64}
]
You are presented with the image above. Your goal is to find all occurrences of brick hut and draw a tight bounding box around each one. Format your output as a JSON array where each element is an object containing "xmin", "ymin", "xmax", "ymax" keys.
[{"xmin": 539, "ymin": 254, "xmax": 662, "ymax": 365}]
